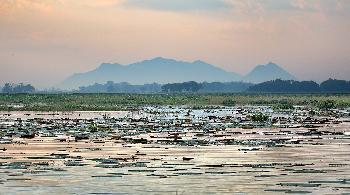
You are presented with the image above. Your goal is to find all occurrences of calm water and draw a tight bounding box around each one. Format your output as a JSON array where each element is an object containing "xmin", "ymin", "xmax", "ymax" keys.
[{"xmin": 0, "ymin": 109, "xmax": 350, "ymax": 194}]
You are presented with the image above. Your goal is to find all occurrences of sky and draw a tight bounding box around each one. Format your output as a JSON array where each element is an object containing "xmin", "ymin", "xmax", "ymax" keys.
[{"xmin": 0, "ymin": 0, "xmax": 349, "ymax": 88}]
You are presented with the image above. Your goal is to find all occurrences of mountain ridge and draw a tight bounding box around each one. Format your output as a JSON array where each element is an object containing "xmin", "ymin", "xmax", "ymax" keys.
[{"xmin": 58, "ymin": 57, "xmax": 296, "ymax": 89}]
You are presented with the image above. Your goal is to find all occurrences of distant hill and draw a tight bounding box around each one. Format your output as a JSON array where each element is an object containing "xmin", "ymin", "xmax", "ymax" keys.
[
  {"xmin": 59, "ymin": 57, "xmax": 242, "ymax": 89},
  {"xmin": 247, "ymin": 79, "xmax": 350, "ymax": 93},
  {"xmin": 244, "ymin": 62, "xmax": 296, "ymax": 83},
  {"xmin": 320, "ymin": 79, "xmax": 350, "ymax": 93},
  {"xmin": 247, "ymin": 79, "xmax": 319, "ymax": 93}
]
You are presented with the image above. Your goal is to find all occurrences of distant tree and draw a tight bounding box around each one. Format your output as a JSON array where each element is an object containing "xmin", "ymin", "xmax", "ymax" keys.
[
  {"xmin": 2, "ymin": 83, "xmax": 35, "ymax": 94},
  {"xmin": 106, "ymin": 81, "xmax": 115, "ymax": 93},
  {"xmin": 161, "ymin": 81, "xmax": 253, "ymax": 93},
  {"xmin": 162, "ymin": 81, "xmax": 202, "ymax": 93},
  {"xmin": 77, "ymin": 81, "xmax": 162, "ymax": 94},
  {"xmin": 200, "ymin": 82, "xmax": 253, "ymax": 93},
  {"xmin": 251, "ymin": 113, "xmax": 269, "ymax": 122},
  {"xmin": 318, "ymin": 100, "xmax": 336, "ymax": 110},
  {"xmin": 2, "ymin": 83, "xmax": 14, "ymax": 93},
  {"xmin": 273, "ymin": 102, "xmax": 294, "ymax": 110},
  {"xmin": 20, "ymin": 84, "xmax": 35, "ymax": 93},
  {"xmin": 222, "ymin": 99, "xmax": 235, "ymax": 106}
]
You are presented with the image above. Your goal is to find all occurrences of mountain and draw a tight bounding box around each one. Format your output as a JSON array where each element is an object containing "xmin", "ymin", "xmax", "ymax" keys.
[
  {"xmin": 59, "ymin": 58, "xmax": 297, "ymax": 90},
  {"xmin": 243, "ymin": 62, "xmax": 296, "ymax": 83},
  {"xmin": 59, "ymin": 57, "xmax": 242, "ymax": 89}
]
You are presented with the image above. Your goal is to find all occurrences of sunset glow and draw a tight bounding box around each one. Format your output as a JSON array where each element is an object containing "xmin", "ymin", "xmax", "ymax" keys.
[{"xmin": 0, "ymin": 0, "xmax": 349, "ymax": 87}]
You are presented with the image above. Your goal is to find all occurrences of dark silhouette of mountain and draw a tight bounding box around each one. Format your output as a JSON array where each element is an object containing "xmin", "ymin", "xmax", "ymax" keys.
[
  {"xmin": 59, "ymin": 57, "xmax": 242, "ymax": 89},
  {"xmin": 320, "ymin": 79, "xmax": 350, "ymax": 93},
  {"xmin": 244, "ymin": 62, "xmax": 296, "ymax": 83},
  {"xmin": 247, "ymin": 78, "xmax": 350, "ymax": 93},
  {"xmin": 247, "ymin": 79, "xmax": 319, "ymax": 93}
]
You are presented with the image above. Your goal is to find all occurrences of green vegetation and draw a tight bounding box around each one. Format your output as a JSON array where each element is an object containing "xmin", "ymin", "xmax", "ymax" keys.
[
  {"xmin": 222, "ymin": 99, "xmax": 236, "ymax": 106},
  {"xmin": 251, "ymin": 113, "xmax": 269, "ymax": 122},
  {"xmin": 0, "ymin": 93, "xmax": 349, "ymax": 111},
  {"xmin": 273, "ymin": 102, "xmax": 294, "ymax": 110},
  {"xmin": 318, "ymin": 100, "xmax": 336, "ymax": 110}
]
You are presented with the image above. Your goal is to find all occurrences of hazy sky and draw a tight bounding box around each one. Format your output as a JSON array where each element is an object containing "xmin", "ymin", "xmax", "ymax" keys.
[{"xmin": 0, "ymin": 0, "xmax": 349, "ymax": 88}]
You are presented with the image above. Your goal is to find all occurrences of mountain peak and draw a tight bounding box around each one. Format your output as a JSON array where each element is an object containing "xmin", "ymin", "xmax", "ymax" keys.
[
  {"xmin": 193, "ymin": 60, "xmax": 206, "ymax": 64},
  {"xmin": 255, "ymin": 62, "xmax": 279, "ymax": 69},
  {"xmin": 98, "ymin": 63, "xmax": 122, "ymax": 69},
  {"xmin": 244, "ymin": 62, "xmax": 296, "ymax": 83},
  {"xmin": 149, "ymin": 57, "xmax": 176, "ymax": 63},
  {"xmin": 266, "ymin": 61, "xmax": 279, "ymax": 67},
  {"xmin": 152, "ymin": 56, "xmax": 166, "ymax": 61}
]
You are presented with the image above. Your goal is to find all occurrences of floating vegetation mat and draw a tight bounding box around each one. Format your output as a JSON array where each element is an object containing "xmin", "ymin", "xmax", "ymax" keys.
[{"xmin": 0, "ymin": 107, "xmax": 350, "ymax": 194}]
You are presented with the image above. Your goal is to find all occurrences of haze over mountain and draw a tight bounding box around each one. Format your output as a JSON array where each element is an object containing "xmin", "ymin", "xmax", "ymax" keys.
[{"xmin": 59, "ymin": 57, "xmax": 296, "ymax": 90}]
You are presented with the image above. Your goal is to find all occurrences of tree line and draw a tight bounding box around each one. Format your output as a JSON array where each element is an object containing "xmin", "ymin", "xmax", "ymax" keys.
[
  {"xmin": 1, "ymin": 78, "xmax": 349, "ymax": 94},
  {"xmin": 161, "ymin": 79, "xmax": 350, "ymax": 93},
  {"xmin": 161, "ymin": 81, "xmax": 253, "ymax": 93},
  {"xmin": 77, "ymin": 81, "xmax": 161, "ymax": 93},
  {"xmin": 76, "ymin": 81, "xmax": 253, "ymax": 93},
  {"xmin": 76, "ymin": 79, "xmax": 350, "ymax": 93},
  {"xmin": 1, "ymin": 83, "xmax": 35, "ymax": 94}
]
